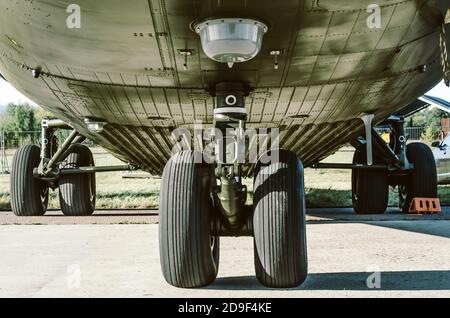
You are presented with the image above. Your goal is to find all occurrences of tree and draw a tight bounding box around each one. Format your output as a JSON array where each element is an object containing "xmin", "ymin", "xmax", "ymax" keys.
[
  {"xmin": 405, "ymin": 106, "xmax": 448, "ymax": 143},
  {"xmin": 422, "ymin": 126, "xmax": 435, "ymax": 144},
  {"xmin": 1, "ymin": 102, "xmax": 37, "ymax": 132},
  {"xmin": 0, "ymin": 103, "xmax": 43, "ymax": 147},
  {"xmin": 35, "ymin": 107, "xmax": 54, "ymax": 126}
]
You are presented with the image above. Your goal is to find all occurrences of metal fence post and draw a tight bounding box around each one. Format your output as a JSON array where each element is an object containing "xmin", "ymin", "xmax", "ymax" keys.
[{"xmin": 0, "ymin": 130, "xmax": 9, "ymax": 174}]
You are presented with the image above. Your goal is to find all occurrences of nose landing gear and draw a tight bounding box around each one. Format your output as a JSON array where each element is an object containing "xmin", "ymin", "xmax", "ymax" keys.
[{"xmin": 159, "ymin": 82, "xmax": 308, "ymax": 288}]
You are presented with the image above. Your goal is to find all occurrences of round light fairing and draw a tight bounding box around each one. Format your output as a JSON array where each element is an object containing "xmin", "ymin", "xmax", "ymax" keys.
[{"xmin": 194, "ymin": 18, "xmax": 268, "ymax": 67}]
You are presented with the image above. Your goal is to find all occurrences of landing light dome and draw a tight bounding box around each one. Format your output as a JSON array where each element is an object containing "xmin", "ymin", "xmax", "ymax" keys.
[{"xmin": 193, "ymin": 18, "xmax": 268, "ymax": 68}]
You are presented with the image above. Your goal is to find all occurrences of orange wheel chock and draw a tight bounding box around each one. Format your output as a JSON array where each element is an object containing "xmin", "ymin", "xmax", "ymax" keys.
[{"xmin": 408, "ymin": 197, "xmax": 441, "ymax": 214}]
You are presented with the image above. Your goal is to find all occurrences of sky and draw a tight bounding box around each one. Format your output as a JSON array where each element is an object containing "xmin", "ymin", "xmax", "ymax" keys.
[
  {"xmin": 0, "ymin": 78, "xmax": 448, "ymax": 107},
  {"xmin": 426, "ymin": 80, "xmax": 449, "ymax": 99}
]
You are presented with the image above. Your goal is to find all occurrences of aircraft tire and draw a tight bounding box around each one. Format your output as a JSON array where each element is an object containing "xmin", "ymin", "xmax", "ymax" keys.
[
  {"xmin": 59, "ymin": 144, "xmax": 96, "ymax": 216},
  {"xmin": 159, "ymin": 151, "xmax": 220, "ymax": 288},
  {"xmin": 351, "ymin": 146, "xmax": 388, "ymax": 214},
  {"xmin": 253, "ymin": 149, "xmax": 308, "ymax": 288},
  {"xmin": 398, "ymin": 143, "xmax": 437, "ymax": 213},
  {"xmin": 10, "ymin": 145, "xmax": 49, "ymax": 216}
]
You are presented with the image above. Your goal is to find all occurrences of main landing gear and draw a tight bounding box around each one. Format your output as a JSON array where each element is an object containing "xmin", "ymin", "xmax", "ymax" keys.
[
  {"xmin": 10, "ymin": 118, "xmax": 135, "ymax": 216},
  {"xmin": 313, "ymin": 115, "xmax": 438, "ymax": 215},
  {"xmin": 159, "ymin": 82, "xmax": 308, "ymax": 288}
]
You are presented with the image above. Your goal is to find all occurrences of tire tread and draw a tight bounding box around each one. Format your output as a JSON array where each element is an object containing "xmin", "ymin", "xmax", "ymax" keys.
[
  {"xmin": 253, "ymin": 150, "xmax": 307, "ymax": 288},
  {"xmin": 10, "ymin": 145, "xmax": 48, "ymax": 216},
  {"xmin": 159, "ymin": 151, "xmax": 219, "ymax": 288},
  {"xmin": 58, "ymin": 144, "xmax": 96, "ymax": 216},
  {"xmin": 352, "ymin": 147, "xmax": 388, "ymax": 214},
  {"xmin": 401, "ymin": 143, "xmax": 437, "ymax": 212}
]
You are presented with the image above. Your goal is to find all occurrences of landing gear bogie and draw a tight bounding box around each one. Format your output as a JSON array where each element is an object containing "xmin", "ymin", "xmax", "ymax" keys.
[{"xmin": 9, "ymin": 118, "xmax": 134, "ymax": 217}]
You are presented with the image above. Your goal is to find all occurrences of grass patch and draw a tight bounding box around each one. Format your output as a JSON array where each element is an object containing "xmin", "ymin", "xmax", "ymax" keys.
[
  {"xmin": 95, "ymin": 191, "xmax": 159, "ymax": 209},
  {"xmin": 305, "ymin": 188, "xmax": 351, "ymax": 208},
  {"xmin": 0, "ymin": 193, "xmax": 10, "ymax": 210},
  {"xmin": 0, "ymin": 191, "xmax": 160, "ymax": 210},
  {"xmin": 1, "ymin": 185, "xmax": 448, "ymax": 210}
]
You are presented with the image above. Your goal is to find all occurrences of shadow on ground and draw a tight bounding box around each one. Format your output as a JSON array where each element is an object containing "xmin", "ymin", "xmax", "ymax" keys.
[
  {"xmin": 372, "ymin": 221, "xmax": 450, "ymax": 238},
  {"xmin": 307, "ymin": 207, "xmax": 450, "ymax": 238},
  {"xmin": 208, "ymin": 270, "xmax": 450, "ymax": 291}
]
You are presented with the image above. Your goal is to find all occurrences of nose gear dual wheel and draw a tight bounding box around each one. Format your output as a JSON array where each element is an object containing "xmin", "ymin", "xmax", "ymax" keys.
[
  {"xmin": 253, "ymin": 149, "xmax": 308, "ymax": 288},
  {"xmin": 159, "ymin": 151, "xmax": 220, "ymax": 288}
]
